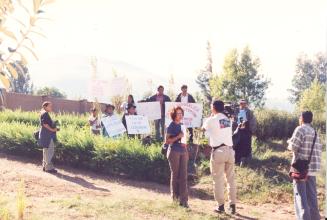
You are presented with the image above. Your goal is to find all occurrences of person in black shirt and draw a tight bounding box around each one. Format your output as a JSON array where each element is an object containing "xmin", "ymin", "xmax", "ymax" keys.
[
  {"xmin": 122, "ymin": 103, "xmax": 138, "ymax": 138},
  {"xmin": 38, "ymin": 101, "xmax": 58, "ymax": 173}
]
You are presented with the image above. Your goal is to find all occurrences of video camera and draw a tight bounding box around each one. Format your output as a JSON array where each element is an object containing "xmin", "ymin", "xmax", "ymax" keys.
[{"xmin": 223, "ymin": 102, "xmax": 239, "ymax": 119}]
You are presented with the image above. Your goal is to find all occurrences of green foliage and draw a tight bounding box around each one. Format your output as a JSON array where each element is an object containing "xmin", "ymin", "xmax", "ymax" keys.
[
  {"xmin": 296, "ymin": 79, "xmax": 325, "ymax": 120},
  {"xmin": 254, "ymin": 109, "xmax": 325, "ymax": 140},
  {"xmin": 289, "ymin": 53, "xmax": 327, "ymax": 103},
  {"xmin": 0, "ymin": 110, "xmax": 170, "ymax": 183},
  {"xmin": 196, "ymin": 41, "xmax": 213, "ymax": 105},
  {"xmin": 35, "ymin": 86, "xmax": 67, "ymax": 98},
  {"xmin": 210, "ymin": 46, "xmax": 270, "ymax": 108},
  {"xmin": 11, "ymin": 61, "xmax": 34, "ymax": 94}
]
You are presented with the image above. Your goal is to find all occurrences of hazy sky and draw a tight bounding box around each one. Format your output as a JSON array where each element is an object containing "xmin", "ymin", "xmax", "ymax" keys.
[{"xmin": 24, "ymin": 0, "xmax": 327, "ymax": 102}]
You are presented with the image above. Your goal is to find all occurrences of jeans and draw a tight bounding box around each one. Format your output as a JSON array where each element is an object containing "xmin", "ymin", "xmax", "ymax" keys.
[
  {"xmin": 293, "ymin": 176, "xmax": 320, "ymax": 220},
  {"xmin": 155, "ymin": 118, "xmax": 165, "ymax": 141},
  {"xmin": 167, "ymin": 148, "xmax": 189, "ymax": 205}
]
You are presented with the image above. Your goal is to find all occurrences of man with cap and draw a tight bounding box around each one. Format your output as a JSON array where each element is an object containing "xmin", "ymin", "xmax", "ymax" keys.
[
  {"xmin": 101, "ymin": 104, "xmax": 116, "ymax": 137},
  {"xmin": 122, "ymin": 103, "xmax": 138, "ymax": 138},
  {"xmin": 175, "ymin": 85, "xmax": 196, "ymax": 143},
  {"xmin": 234, "ymin": 99, "xmax": 256, "ymax": 166}
]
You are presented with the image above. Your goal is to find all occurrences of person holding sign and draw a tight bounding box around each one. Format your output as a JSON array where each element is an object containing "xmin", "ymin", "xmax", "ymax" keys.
[
  {"xmin": 175, "ymin": 85, "xmax": 196, "ymax": 143},
  {"xmin": 202, "ymin": 100, "xmax": 236, "ymax": 215},
  {"xmin": 101, "ymin": 104, "xmax": 115, "ymax": 137},
  {"xmin": 88, "ymin": 107, "xmax": 101, "ymax": 135},
  {"xmin": 147, "ymin": 85, "xmax": 171, "ymax": 141},
  {"xmin": 165, "ymin": 106, "xmax": 189, "ymax": 208},
  {"xmin": 122, "ymin": 103, "xmax": 138, "ymax": 138}
]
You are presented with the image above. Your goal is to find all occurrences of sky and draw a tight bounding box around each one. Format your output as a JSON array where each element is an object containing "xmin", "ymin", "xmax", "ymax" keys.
[{"xmin": 14, "ymin": 0, "xmax": 327, "ymax": 109}]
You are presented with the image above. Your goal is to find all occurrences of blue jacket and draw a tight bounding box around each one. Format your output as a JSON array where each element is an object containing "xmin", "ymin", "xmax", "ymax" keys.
[{"xmin": 38, "ymin": 111, "xmax": 57, "ymax": 148}]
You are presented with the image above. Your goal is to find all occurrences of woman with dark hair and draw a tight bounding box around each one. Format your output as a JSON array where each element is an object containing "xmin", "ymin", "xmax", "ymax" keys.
[
  {"xmin": 101, "ymin": 104, "xmax": 116, "ymax": 137},
  {"xmin": 38, "ymin": 101, "xmax": 58, "ymax": 173},
  {"xmin": 165, "ymin": 106, "xmax": 189, "ymax": 208},
  {"xmin": 121, "ymin": 94, "xmax": 135, "ymax": 113}
]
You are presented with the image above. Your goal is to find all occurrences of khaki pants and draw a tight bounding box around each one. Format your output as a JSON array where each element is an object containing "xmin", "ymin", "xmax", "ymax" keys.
[
  {"xmin": 167, "ymin": 148, "xmax": 189, "ymax": 204},
  {"xmin": 43, "ymin": 139, "xmax": 55, "ymax": 171},
  {"xmin": 210, "ymin": 146, "xmax": 237, "ymax": 206}
]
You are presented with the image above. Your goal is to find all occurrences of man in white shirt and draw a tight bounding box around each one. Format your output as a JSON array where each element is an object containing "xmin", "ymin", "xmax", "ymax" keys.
[{"xmin": 202, "ymin": 100, "xmax": 237, "ymax": 214}]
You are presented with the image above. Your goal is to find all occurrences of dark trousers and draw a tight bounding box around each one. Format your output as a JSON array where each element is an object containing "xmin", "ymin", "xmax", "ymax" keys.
[
  {"xmin": 188, "ymin": 128, "xmax": 194, "ymax": 143},
  {"xmin": 235, "ymin": 130, "xmax": 252, "ymax": 164},
  {"xmin": 167, "ymin": 148, "xmax": 189, "ymax": 204},
  {"xmin": 155, "ymin": 118, "xmax": 165, "ymax": 141}
]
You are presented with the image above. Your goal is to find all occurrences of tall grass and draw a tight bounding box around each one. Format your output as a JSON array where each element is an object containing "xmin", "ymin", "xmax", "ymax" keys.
[{"xmin": 17, "ymin": 179, "xmax": 26, "ymax": 220}]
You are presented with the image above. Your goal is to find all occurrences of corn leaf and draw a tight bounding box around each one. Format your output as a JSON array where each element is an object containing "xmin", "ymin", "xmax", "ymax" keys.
[
  {"xmin": 6, "ymin": 63, "xmax": 18, "ymax": 79},
  {"xmin": 33, "ymin": 0, "xmax": 42, "ymax": 13},
  {"xmin": 0, "ymin": 27, "xmax": 17, "ymax": 41},
  {"xmin": 0, "ymin": 74, "xmax": 10, "ymax": 89},
  {"xmin": 42, "ymin": 0, "xmax": 56, "ymax": 5},
  {"xmin": 16, "ymin": 52, "xmax": 28, "ymax": 65},
  {"xmin": 30, "ymin": 30, "xmax": 47, "ymax": 38},
  {"xmin": 22, "ymin": 45, "xmax": 38, "ymax": 60}
]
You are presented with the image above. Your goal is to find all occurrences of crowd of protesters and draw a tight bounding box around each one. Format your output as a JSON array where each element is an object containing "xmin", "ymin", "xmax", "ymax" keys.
[{"xmin": 36, "ymin": 84, "xmax": 323, "ymax": 219}]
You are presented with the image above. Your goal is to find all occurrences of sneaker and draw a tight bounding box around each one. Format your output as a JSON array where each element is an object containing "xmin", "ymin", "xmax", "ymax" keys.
[
  {"xmin": 214, "ymin": 205, "xmax": 225, "ymax": 213},
  {"xmin": 46, "ymin": 169, "xmax": 57, "ymax": 174},
  {"xmin": 229, "ymin": 204, "xmax": 236, "ymax": 214}
]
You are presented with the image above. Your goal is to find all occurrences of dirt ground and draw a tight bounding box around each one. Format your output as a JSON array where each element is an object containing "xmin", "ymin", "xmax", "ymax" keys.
[{"xmin": 0, "ymin": 153, "xmax": 317, "ymax": 220}]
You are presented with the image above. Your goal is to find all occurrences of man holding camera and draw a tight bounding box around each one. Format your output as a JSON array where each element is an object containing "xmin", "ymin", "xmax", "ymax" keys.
[
  {"xmin": 202, "ymin": 100, "xmax": 237, "ymax": 214},
  {"xmin": 234, "ymin": 99, "xmax": 256, "ymax": 166}
]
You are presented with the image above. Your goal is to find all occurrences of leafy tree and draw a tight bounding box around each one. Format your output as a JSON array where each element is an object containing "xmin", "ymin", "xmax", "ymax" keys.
[
  {"xmin": 196, "ymin": 41, "xmax": 213, "ymax": 104},
  {"xmin": 289, "ymin": 53, "xmax": 327, "ymax": 103},
  {"xmin": 11, "ymin": 61, "xmax": 34, "ymax": 94},
  {"xmin": 210, "ymin": 46, "xmax": 270, "ymax": 108},
  {"xmin": 36, "ymin": 87, "xmax": 67, "ymax": 99},
  {"xmin": 296, "ymin": 79, "xmax": 325, "ymax": 120}
]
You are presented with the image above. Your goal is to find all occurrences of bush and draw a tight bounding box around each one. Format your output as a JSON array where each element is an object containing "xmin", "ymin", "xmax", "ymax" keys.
[
  {"xmin": 254, "ymin": 109, "xmax": 325, "ymax": 141},
  {"xmin": 0, "ymin": 117, "xmax": 170, "ymax": 183}
]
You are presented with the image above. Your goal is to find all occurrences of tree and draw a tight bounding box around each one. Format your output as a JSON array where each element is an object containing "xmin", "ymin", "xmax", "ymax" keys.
[
  {"xmin": 11, "ymin": 61, "xmax": 33, "ymax": 94},
  {"xmin": 0, "ymin": 0, "xmax": 54, "ymax": 89},
  {"xmin": 196, "ymin": 41, "xmax": 213, "ymax": 104},
  {"xmin": 210, "ymin": 46, "xmax": 270, "ymax": 108},
  {"xmin": 296, "ymin": 79, "xmax": 325, "ymax": 120},
  {"xmin": 289, "ymin": 53, "xmax": 327, "ymax": 103},
  {"xmin": 36, "ymin": 87, "xmax": 67, "ymax": 98}
]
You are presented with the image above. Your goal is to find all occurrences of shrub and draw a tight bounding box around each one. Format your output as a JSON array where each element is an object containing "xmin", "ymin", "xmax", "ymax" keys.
[
  {"xmin": 0, "ymin": 120, "xmax": 170, "ymax": 183},
  {"xmin": 254, "ymin": 109, "xmax": 325, "ymax": 141}
]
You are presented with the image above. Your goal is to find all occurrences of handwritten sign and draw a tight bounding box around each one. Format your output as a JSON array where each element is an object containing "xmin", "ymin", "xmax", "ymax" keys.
[
  {"xmin": 125, "ymin": 115, "xmax": 151, "ymax": 134},
  {"xmin": 101, "ymin": 115, "xmax": 126, "ymax": 137},
  {"xmin": 135, "ymin": 102, "xmax": 161, "ymax": 120},
  {"xmin": 88, "ymin": 79, "xmax": 109, "ymax": 102},
  {"xmin": 165, "ymin": 102, "xmax": 203, "ymax": 128},
  {"xmin": 110, "ymin": 77, "xmax": 127, "ymax": 97}
]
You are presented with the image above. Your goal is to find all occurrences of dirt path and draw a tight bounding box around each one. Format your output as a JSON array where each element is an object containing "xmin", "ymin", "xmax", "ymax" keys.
[{"xmin": 0, "ymin": 153, "xmax": 298, "ymax": 220}]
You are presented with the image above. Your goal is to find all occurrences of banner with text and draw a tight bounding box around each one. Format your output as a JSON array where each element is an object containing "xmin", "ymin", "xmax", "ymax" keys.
[
  {"xmin": 135, "ymin": 102, "xmax": 161, "ymax": 120},
  {"xmin": 125, "ymin": 115, "xmax": 151, "ymax": 134},
  {"xmin": 101, "ymin": 115, "xmax": 126, "ymax": 137},
  {"xmin": 165, "ymin": 102, "xmax": 203, "ymax": 128}
]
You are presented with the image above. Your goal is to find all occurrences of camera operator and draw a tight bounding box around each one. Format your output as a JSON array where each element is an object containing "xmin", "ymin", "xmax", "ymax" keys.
[
  {"xmin": 233, "ymin": 99, "xmax": 256, "ymax": 166},
  {"xmin": 202, "ymin": 100, "xmax": 236, "ymax": 214}
]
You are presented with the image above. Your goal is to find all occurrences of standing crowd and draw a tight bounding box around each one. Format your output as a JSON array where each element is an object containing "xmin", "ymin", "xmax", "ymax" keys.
[{"xmin": 36, "ymin": 84, "xmax": 323, "ymax": 220}]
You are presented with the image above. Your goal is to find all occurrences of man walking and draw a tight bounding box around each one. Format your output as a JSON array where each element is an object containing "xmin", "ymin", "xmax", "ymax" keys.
[
  {"xmin": 147, "ymin": 85, "xmax": 171, "ymax": 141},
  {"xmin": 202, "ymin": 100, "xmax": 237, "ymax": 214},
  {"xmin": 288, "ymin": 111, "xmax": 322, "ymax": 220},
  {"xmin": 234, "ymin": 99, "xmax": 256, "ymax": 166},
  {"xmin": 175, "ymin": 85, "xmax": 196, "ymax": 143}
]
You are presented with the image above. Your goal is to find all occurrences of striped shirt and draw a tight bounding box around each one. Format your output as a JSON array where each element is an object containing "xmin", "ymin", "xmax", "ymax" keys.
[{"xmin": 288, "ymin": 124, "xmax": 322, "ymax": 176}]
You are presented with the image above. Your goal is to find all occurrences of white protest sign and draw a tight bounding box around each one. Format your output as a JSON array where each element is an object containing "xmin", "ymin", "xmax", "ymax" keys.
[
  {"xmin": 101, "ymin": 115, "xmax": 126, "ymax": 137},
  {"xmin": 88, "ymin": 79, "xmax": 109, "ymax": 100},
  {"xmin": 110, "ymin": 77, "xmax": 127, "ymax": 97},
  {"xmin": 135, "ymin": 102, "xmax": 161, "ymax": 120},
  {"xmin": 165, "ymin": 102, "xmax": 203, "ymax": 128},
  {"xmin": 125, "ymin": 115, "xmax": 151, "ymax": 134}
]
